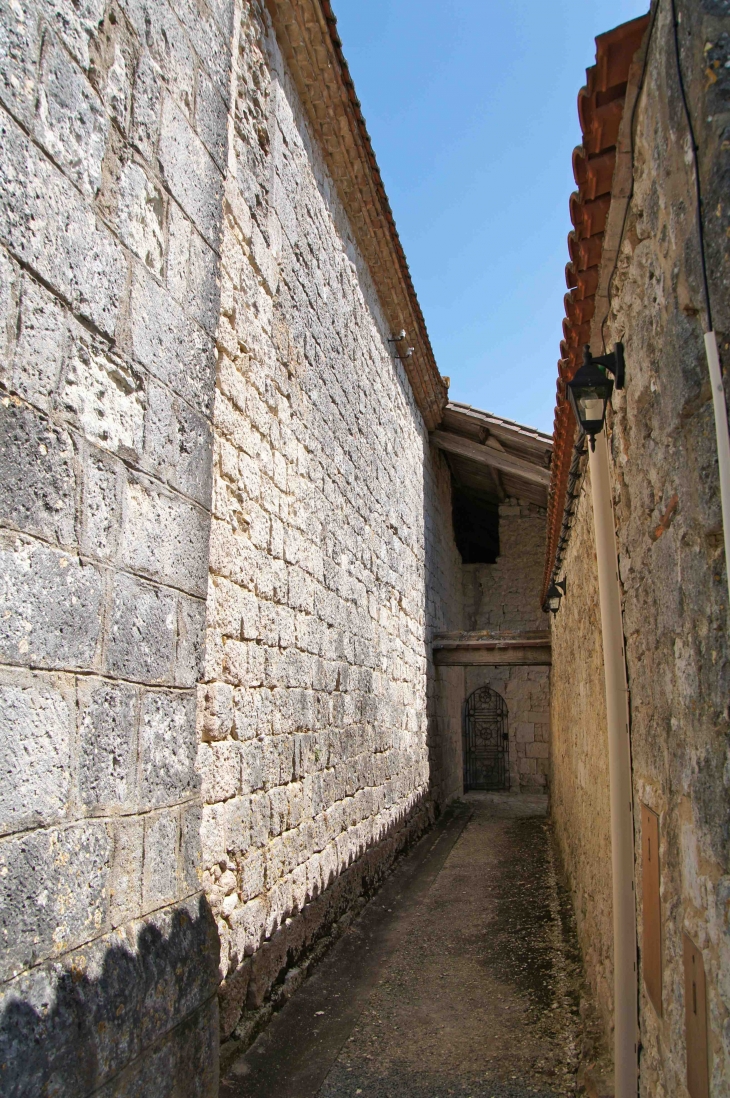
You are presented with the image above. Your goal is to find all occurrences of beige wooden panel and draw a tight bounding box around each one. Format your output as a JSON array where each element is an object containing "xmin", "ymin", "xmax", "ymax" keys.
[{"xmin": 684, "ymin": 933, "xmax": 709, "ymax": 1098}]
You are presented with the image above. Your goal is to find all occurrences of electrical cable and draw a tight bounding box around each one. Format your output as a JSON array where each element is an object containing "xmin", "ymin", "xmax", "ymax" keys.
[{"xmin": 669, "ymin": 0, "xmax": 714, "ymax": 331}]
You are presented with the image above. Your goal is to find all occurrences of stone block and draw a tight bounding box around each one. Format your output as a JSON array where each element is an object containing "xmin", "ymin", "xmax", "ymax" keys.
[
  {"xmin": 104, "ymin": 572, "xmax": 176, "ymax": 684},
  {"xmin": 0, "ymin": 245, "xmax": 19, "ymax": 384},
  {"xmin": 514, "ymin": 722, "xmax": 535, "ymax": 744},
  {"xmin": 130, "ymin": 48, "xmax": 163, "ymax": 160},
  {"xmin": 139, "ymin": 689, "xmax": 199, "ymax": 808},
  {"xmin": 114, "ymin": 160, "xmax": 165, "ymax": 277},
  {"xmin": 143, "ymin": 810, "xmax": 180, "ymax": 910},
  {"xmin": 45, "ymin": 0, "xmax": 106, "ymax": 71},
  {"xmin": 11, "ymin": 273, "xmax": 66, "ymax": 410},
  {"xmin": 59, "ymin": 324, "xmax": 146, "ymax": 461},
  {"xmin": 0, "ymin": 820, "xmax": 111, "ymax": 981},
  {"xmin": 0, "ymin": 897, "xmax": 219, "ymax": 1096},
  {"xmin": 198, "ymin": 740, "xmax": 241, "ymax": 804},
  {"xmin": 0, "ymin": 0, "xmax": 41, "ymax": 126},
  {"xmin": 181, "ymin": 803, "xmax": 203, "ymax": 895},
  {"xmin": 0, "ymin": 535, "xmax": 103, "ymax": 670},
  {"xmin": 0, "ymin": 672, "xmax": 73, "ymax": 835},
  {"xmin": 0, "ymin": 400, "xmax": 76, "ymax": 546},
  {"xmin": 175, "ymin": 594, "xmax": 207, "ymax": 688},
  {"xmin": 0, "ymin": 105, "xmax": 125, "ymax": 337},
  {"xmin": 129, "ymin": 263, "xmax": 216, "ymax": 416},
  {"xmin": 525, "ymin": 741, "xmax": 550, "ymax": 760},
  {"xmin": 173, "ymin": 0, "xmax": 230, "ymax": 94},
  {"xmin": 121, "ymin": 473, "xmax": 210, "ymax": 596},
  {"xmin": 195, "ymin": 66, "xmax": 228, "ymax": 174},
  {"xmin": 36, "ymin": 33, "xmax": 108, "ymax": 198},
  {"xmin": 201, "ymin": 682, "xmax": 234, "ymax": 741},
  {"xmin": 201, "ymin": 802, "xmax": 227, "ymax": 868},
  {"xmin": 143, "ymin": 380, "xmax": 214, "ymax": 507},
  {"xmin": 158, "ymin": 95, "xmax": 223, "ymax": 251},
  {"xmin": 80, "ymin": 445, "xmax": 123, "ymax": 561},
  {"xmin": 78, "ymin": 679, "xmax": 138, "ymax": 808},
  {"xmin": 109, "ymin": 815, "xmax": 144, "ymax": 925}
]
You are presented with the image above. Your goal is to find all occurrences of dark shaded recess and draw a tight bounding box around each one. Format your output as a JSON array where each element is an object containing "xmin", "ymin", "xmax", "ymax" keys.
[
  {"xmin": 0, "ymin": 897, "xmax": 220, "ymax": 1098},
  {"xmin": 452, "ymin": 485, "xmax": 500, "ymax": 563}
]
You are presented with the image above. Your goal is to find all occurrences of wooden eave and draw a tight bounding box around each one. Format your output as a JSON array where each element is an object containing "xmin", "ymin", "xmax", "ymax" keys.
[
  {"xmin": 432, "ymin": 402, "xmax": 553, "ymax": 508},
  {"xmin": 265, "ymin": 0, "xmax": 447, "ymax": 429}
]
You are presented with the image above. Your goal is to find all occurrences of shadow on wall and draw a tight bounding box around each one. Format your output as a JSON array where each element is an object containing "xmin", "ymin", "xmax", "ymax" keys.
[{"xmin": 0, "ymin": 895, "xmax": 220, "ymax": 1098}]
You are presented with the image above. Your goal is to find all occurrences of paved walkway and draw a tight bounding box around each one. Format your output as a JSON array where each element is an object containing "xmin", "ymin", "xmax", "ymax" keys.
[{"xmin": 221, "ymin": 794, "xmax": 589, "ymax": 1098}]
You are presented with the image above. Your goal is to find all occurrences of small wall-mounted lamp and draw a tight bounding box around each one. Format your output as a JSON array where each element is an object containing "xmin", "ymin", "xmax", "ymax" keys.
[
  {"xmin": 567, "ymin": 343, "xmax": 625, "ymax": 450},
  {"xmin": 545, "ymin": 577, "xmax": 567, "ymax": 615}
]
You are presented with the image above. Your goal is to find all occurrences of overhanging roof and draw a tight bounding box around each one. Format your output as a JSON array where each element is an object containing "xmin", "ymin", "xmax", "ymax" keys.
[{"xmin": 432, "ymin": 402, "xmax": 553, "ymax": 508}]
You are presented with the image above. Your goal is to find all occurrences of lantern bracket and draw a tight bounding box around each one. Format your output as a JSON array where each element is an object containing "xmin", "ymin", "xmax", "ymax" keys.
[{"xmin": 585, "ymin": 342, "xmax": 625, "ymax": 390}]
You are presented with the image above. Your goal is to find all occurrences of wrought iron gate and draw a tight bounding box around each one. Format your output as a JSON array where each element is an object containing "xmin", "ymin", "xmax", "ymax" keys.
[{"xmin": 463, "ymin": 686, "xmax": 509, "ymax": 791}]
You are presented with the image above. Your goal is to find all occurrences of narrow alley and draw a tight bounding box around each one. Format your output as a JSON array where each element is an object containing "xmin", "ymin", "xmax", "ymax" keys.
[{"xmin": 221, "ymin": 796, "xmax": 599, "ymax": 1098}]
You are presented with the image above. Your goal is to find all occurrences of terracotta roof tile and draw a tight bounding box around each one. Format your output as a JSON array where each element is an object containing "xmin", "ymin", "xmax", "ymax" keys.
[{"xmin": 542, "ymin": 13, "xmax": 650, "ymax": 603}]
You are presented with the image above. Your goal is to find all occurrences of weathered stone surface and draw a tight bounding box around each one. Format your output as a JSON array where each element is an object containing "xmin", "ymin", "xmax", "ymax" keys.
[
  {"xmin": 0, "ymin": 0, "xmax": 222, "ymax": 1090},
  {"xmin": 121, "ymin": 474, "xmax": 210, "ymax": 596},
  {"xmin": 159, "ymin": 95, "xmax": 224, "ymax": 251},
  {"xmin": 35, "ymin": 32, "xmax": 108, "ymax": 198},
  {"xmin": 78, "ymin": 679, "xmax": 138, "ymax": 808},
  {"xmin": 0, "ymin": 672, "xmax": 73, "ymax": 835},
  {"xmin": 104, "ymin": 572, "xmax": 177, "ymax": 683},
  {"xmin": 0, "ymin": 821, "xmax": 111, "ymax": 981},
  {"xmin": 0, "ymin": 898, "xmax": 219, "ymax": 1097},
  {"xmin": 139, "ymin": 689, "xmax": 199, "ymax": 808},
  {"xmin": 551, "ymin": 3, "xmax": 730, "ymax": 1091},
  {"xmin": 0, "ymin": 399, "xmax": 76, "ymax": 546},
  {"xmin": 0, "ymin": 536, "xmax": 103, "ymax": 669},
  {"xmin": 0, "ymin": 105, "xmax": 125, "ymax": 337}
]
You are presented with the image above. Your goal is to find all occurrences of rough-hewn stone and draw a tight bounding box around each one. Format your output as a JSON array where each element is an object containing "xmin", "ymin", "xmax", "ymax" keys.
[
  {"xmin": 551, "ymin": 3, "xmax": 730, "ymax": 1091},
  {"xmin": 0, "ymin": 0, "xmax": 226, "ymax": 1091}
]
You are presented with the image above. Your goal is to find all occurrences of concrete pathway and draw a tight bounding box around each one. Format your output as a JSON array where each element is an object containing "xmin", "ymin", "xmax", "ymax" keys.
[{"xmin": 221, "ymin": 794, "xmax": 589, "ymax": 1098}]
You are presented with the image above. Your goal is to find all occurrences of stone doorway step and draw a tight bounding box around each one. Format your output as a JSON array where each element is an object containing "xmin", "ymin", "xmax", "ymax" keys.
[{"xmin": 221, "ymin": 794, "xmax": 603, "ymax": 1098}]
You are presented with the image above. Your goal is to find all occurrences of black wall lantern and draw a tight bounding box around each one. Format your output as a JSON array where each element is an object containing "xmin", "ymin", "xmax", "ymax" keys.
[
  {"xmin": 546, "ymin": 578, "xmax": 567, "ymax": 615},
  {"xmin": 567, "ymin": 343, "xmax": 625, "ymax": 450}
]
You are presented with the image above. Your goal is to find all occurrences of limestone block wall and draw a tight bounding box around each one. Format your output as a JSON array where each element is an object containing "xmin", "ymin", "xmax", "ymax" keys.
[
  {"xmin": 197, "ymin": 3, "xmax": 463, "ymax": 1049},
  {"xmin": 549, "ymin": 468, "xmax": 614, "ymax": 1038},
  {"xmin": 551, "ymin": 2, "xmax": 730, "ymax": 1090},
  {"xmin": 463, "ymin": 500, "xmax": 547, "ymax": 633},
  {"xmin": 461, "ymin": 499, "xmax": 549, "ymax": 794},
  {"xmin": 0, "ymin": 0, "xmax": 235, "ymax": 1093}
]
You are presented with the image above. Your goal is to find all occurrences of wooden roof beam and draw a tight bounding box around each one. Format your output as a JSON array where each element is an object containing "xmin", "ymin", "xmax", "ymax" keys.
[{"xmin": 430, "ymin": 431, "xmax": 551, "ymax": 487}]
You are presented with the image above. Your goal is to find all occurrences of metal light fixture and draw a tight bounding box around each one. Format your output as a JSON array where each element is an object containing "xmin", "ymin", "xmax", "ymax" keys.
[
  {"xmin": 567, "ymin": 343, "xmax": 625, "ymax": 450},
  {"xmin": 546, "ymin": 578, "xmax": 567, "ymax": 615}
]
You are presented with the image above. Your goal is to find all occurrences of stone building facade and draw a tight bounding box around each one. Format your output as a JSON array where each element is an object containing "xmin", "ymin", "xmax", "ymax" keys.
[
  {"xmin": 463, "ymin": 499, "xmax": 550, "ymax": 792},
  {"xmin": 547, "ymin": 3, "xmax": 730, "ymax": 1094},
  {"xmin": 0, "ymin": 0, "xmax": 555, "ymax": 1080},
  {"xmin": 0, "ymin": 0, "xmax": 480, "ymax": 1092}
]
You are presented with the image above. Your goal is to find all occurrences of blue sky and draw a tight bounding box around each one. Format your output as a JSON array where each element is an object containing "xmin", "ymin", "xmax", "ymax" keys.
[{"xmin": 332, "ymin": 0, "xmax": 649, "ymax": 434}]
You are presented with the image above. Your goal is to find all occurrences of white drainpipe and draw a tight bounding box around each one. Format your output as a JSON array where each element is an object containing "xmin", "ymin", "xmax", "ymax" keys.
[
  {"xmin": 587, "ymin": 428, "xmax": 638, "ymax": 1098},
  {"xmin": 704, "ymin": 331, "xmax": 730, "ymax": 603}
]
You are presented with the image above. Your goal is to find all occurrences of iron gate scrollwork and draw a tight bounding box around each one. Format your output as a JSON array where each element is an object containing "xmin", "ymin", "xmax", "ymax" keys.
[{"xmin": 463, "ymin": 686, "xmax": 509, "ymax": 791}]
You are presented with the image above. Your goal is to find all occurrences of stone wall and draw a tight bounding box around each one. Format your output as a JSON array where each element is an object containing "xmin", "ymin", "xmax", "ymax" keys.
[
  {"xmin": 549, "ymin": 467, "xmax": 614, "ymax": 1037},
  {"xmin": 551, "ymin": 1, "xmax": 730, "ymax": 1091},
  {"xmin": 0, "ymin": 0, "xmax": 237, "ymax": 1093},
  {"xmin": 462, "ymin": 499, "xmax": 549, "ymax": 793},
  {"xmin": 195, "ymin": 2, "xmax": 463, "ymax": 1053},
  {"xmin": 463, "ymin": 500, "xmax": 547, "ymax": 633}
]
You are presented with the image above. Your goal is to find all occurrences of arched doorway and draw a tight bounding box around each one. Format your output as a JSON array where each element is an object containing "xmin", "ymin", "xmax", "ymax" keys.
[{"xmin": 463, "ymin": 685, "xmax": 510, "ymax": 791}]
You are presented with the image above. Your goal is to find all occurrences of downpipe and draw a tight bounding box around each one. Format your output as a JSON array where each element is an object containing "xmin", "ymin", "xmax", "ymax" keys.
[
  {"xmin": 588, "ymin": 429, "xmax": 638, "ymax": 1098},
  {"xmin": 704, "ymin": 331, "xmax": 730, "ymax": 605}
]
